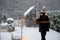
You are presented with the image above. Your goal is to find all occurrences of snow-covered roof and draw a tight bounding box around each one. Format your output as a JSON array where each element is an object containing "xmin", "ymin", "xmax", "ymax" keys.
[
  {"xmin": 7, "ymin": 18, "xmax": 14, "ymax": 21},
  {"xmin": 1, "ymin": 22, "xmax": 8, "ymax": 26},
  {"xmin": 24, "ymin": 6, "xmax": 35, "ymax": 16}
]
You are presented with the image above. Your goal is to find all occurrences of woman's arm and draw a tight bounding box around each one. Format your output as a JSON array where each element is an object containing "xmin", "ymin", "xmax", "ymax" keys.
[{"xmin": 36, "ymin": 21, "xmax": 50, "ymax": 23}]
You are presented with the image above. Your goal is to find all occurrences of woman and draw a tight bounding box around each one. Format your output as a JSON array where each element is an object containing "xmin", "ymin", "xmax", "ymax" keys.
[{"xmin": 36, "ymin": 6, "xmax": 50, "ymax": 40}]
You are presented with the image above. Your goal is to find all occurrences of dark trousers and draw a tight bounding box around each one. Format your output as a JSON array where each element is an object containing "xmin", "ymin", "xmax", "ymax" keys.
[{"xmin": 41, "ymin": 31, "xmax": 47, "ymax": 40}]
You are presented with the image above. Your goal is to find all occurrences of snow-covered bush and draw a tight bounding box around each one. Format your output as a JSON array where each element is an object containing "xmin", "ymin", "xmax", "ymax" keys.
[{"xmin": 47, "ymin": 11, "xmax": 60, "ymax": 32}]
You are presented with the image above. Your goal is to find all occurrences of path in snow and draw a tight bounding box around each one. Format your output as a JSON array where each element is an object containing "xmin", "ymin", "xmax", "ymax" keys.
[{"xmin": 0, "ymin": 27, "xmax": 60, "ymax": 40}]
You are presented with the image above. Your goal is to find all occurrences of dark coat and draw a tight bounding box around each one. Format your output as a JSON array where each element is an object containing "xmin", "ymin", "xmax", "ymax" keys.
[{"xmin": 36, "ymin": 15, "xmax": 50, "ymax": 32}]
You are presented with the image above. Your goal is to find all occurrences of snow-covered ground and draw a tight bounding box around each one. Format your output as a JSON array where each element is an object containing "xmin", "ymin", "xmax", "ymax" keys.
[{"xmin": 0, "ymin": 27, "xmax": 60, "ymax": 40}]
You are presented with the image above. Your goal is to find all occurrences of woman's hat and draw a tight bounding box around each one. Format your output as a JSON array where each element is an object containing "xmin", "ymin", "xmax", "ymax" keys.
[{"xmin": 41, "ymin": 6, "xmax": 46, "ymax": 13}]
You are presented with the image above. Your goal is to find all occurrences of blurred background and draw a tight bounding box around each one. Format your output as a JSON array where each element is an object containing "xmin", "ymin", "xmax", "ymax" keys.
[
  {"xmin": 0, "ymin": 0, "xmax": 60, "ymax": 32},
  {"xmin": 0, "ymin": 0, "xmax": 60, "ymax": 40}
]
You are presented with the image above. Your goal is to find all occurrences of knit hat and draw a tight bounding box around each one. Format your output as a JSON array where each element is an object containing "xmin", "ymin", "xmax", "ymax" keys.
[{"xmin": 41, "ymin": 6, "xmax": 46, "ymax": 13}]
